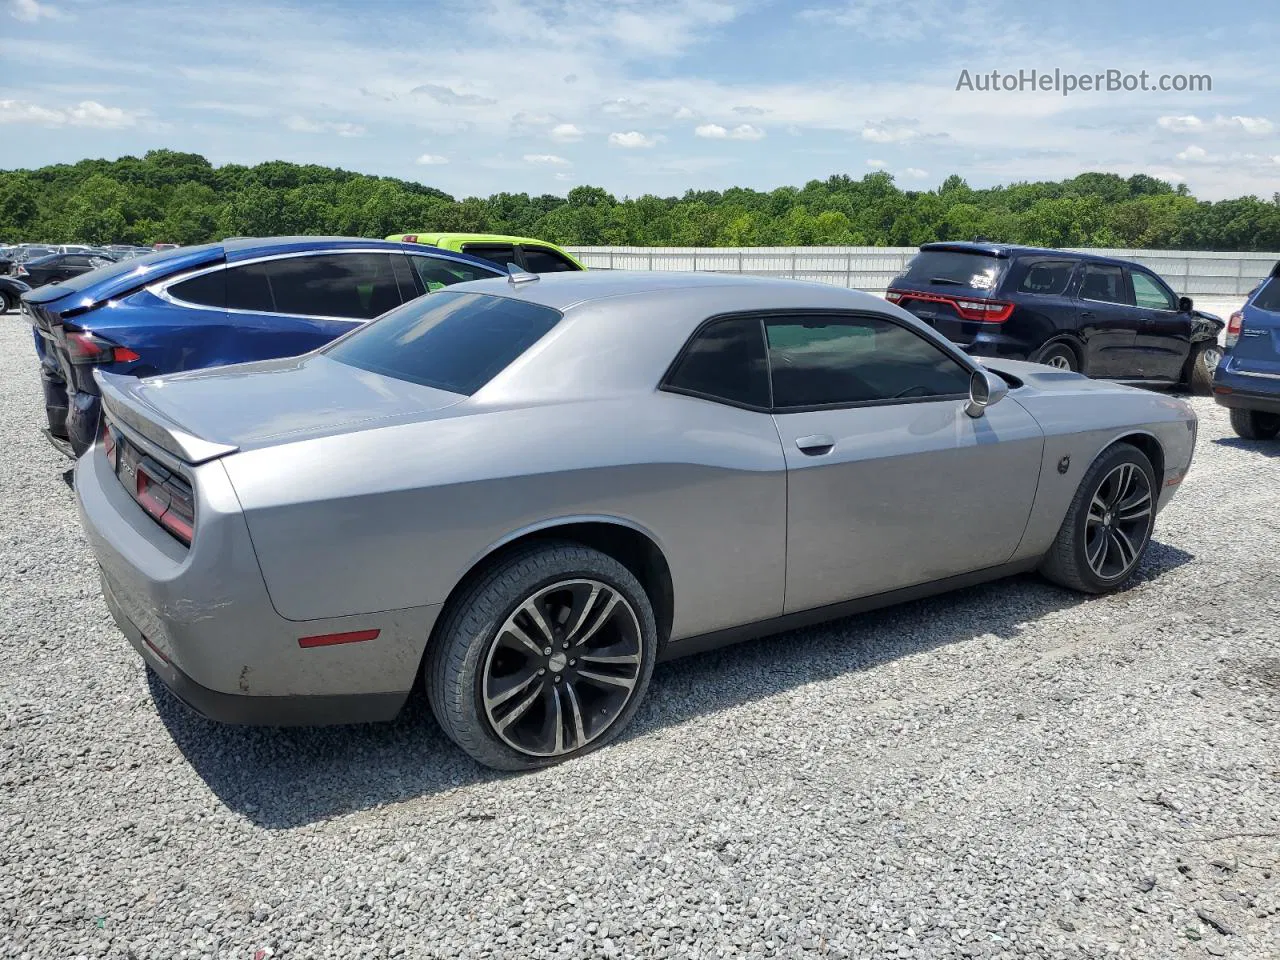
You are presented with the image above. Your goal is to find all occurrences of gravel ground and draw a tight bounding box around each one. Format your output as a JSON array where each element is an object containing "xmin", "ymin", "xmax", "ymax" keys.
[{"xmin": 1, "ymin": 313, "xmax": 1276, "ymax": 960}]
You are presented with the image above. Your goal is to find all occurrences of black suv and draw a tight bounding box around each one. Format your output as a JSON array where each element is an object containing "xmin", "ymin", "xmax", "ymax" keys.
[{"xmin": 887, "ymin": 242, "xmax": 1224, "ymax": 391}]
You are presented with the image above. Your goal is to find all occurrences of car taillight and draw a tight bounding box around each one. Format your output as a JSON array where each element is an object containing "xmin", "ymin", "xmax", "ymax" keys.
[
  {"xmin": 134, "ymin": 459, "xmax": 195, "ymax": 546},
  {"xmin": 1226, "ymin": 310, "xmax": 1243, "ymax": 348},
  {"xmin": 65, "ymin": 331, "xmax": 141, "ymax": 365},
  {"xmin": 15, "ymin": 265, "xmax": 28, "ymax": 277},
  {"xmin": 886, "ymin": 288, "xmax": 1014, "ymax": 323},
  {"xmin": 101, "ymin": 421, "xmax": 118, "ymax": 470}
]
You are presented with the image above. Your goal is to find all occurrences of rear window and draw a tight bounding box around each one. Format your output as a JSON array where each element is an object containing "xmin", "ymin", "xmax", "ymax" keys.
[
  {"xmin": 899, "ymin": 250, "xmax": 1007, "ymax": 292},
  {"xmin": 1252, "ymin": 277, "xmax": 1280, "ymax": 313},
  {"xmin": 326, "ymin": 291, "xmax": 561, "ymax": 395}
]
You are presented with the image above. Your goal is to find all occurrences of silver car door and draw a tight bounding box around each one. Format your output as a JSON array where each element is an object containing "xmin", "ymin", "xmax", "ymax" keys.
[{"xmin": 764, "ymin": 312, "xmax": 1044, "ymax": 614}]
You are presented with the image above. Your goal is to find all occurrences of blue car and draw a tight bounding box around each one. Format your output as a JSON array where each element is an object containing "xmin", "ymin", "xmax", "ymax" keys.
[
  {"xmin": 1214, "ymin": 262, "xmax": 1280, "ymax": 440},
  {"xmin": 24, "ymin": 237, "xmax": 504, "ymax": 456}
]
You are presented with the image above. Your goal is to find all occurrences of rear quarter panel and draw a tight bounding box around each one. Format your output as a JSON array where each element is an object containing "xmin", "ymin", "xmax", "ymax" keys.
[{"xmin": 221, "ymin": 394, "xmax": 789, "ymax": 640}]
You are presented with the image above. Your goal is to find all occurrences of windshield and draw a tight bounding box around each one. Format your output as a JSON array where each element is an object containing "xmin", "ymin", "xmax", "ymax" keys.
[
  {"xmin": 326, "ymin": 290, "xmax": 562, "ymax": 395},
  {"xmin": 898, "ymin": 250, "xmax": 1008, "ymax": 292}
]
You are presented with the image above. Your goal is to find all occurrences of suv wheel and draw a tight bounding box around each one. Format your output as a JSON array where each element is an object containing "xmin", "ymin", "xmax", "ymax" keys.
[
  {"xmin": 426, "ymin": 541, "xmax": 658, "ymax": 771},
  {"xmin": 0, "ymin": 291, "xmax": 13, "ymax": 314},
  {"xmin": 1230, "ymin": 408, "xmax": 1280, "ymax": 441},
  {"xmin": 1037, "ymin": 342, "xmax": 1078, "ymax": 372},
  {"xmin": 1184, "ymin": 341, "xmax": 1221, "ymax": 395}
]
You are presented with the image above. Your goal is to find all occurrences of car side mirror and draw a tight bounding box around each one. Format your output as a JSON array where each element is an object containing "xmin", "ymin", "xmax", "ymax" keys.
[
  {"xmin": 965, "ymin": 368, "xmax": 1009, "ymax": 419},
  {"xmin": 1178, "ymin": 296, "xmax": 1193, "ymax": 312}
]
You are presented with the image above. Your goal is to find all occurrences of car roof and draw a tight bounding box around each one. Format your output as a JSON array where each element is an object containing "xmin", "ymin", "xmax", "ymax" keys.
[
  {"xmin": 23, "ymin": 236, "xmax": 503, "ymax": 307},
  {"xmin": 393, "ymin": 232, "xmax": 572, "ymax": 249},
  {"xmin": 917, "ymin": 241, "xmax": 1132, "ymax": 265},
  {"xmin": 449, "ymin": 268, "xmax": 888, "ymax": 313}
]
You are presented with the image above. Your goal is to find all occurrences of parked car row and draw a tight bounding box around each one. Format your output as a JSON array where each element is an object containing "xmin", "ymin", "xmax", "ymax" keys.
[{"xmin": 15, "ymin": 230, "xmax": 1277, "ymax": 773}]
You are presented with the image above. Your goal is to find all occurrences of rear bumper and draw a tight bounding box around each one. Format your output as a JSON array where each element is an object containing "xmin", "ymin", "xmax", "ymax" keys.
[
  {"xmin": 959, "ymin": 331, "xmax": 1031, "ymax": 362},
  {"xmin": 1213, "ymin": 361, "xmax": 1280, "ymax": 414},
  {"xmin": 75, "ymin": 431, "xmax": 439, "ymax": 725},
  {"xmin": 103, "ymin": 576, "xmax": 406, "ymax": 725}
]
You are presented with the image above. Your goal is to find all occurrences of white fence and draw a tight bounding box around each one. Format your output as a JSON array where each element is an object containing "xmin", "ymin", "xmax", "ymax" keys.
[{"xmin": 564, "ymin": 246, "xmax": 1278, "ymax": 298}]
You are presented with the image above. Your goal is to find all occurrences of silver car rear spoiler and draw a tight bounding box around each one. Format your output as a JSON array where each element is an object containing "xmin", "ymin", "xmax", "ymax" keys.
[{"xmin": 95, "ymin": 370, "xmax": 239, "ymax": 465}]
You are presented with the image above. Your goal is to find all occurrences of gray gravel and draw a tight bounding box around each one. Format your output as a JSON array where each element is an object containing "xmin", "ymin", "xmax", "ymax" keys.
[{"xmin": 1, "ymin": 313, "xmax": 1277, "ymax": 960}]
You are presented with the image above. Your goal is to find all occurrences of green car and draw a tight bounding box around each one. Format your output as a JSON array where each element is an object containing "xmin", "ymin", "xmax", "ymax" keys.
[{"xmin": 386, "ymin": 233, "xmax": 586, "ymax": 274}]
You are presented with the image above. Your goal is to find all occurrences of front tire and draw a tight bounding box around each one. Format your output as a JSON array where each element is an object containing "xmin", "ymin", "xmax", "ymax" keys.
[
  {"xmin": 1230, "ymin": 408, "xmax": 1280, "ymax": 441},
  {"xmin": 0, "ymin": 291, "xmax": 13, "ymax": 314},
  {"xmin": 426, "ymin": 541, "xmax": 658, "ymax": 771},
  {"xmin": 1040, "ymin": 443, "xmax": 1157, "ymax": 594},
  {"xmin": 1184, "ymin": 341, "xmax": 1221, "ymax": 395}
]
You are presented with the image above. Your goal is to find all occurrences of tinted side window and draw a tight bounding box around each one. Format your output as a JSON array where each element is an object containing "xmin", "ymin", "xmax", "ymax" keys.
[
  {"xmin": 665, "ymin": 317, "xmax": 770, "ymax": 409},
  {"xmin": 766, "ymin": 315, "xmax": 971, "ymax": 408},
  {"xmin": 1252, "ymin": 277, "xmax": 1280, "ymax": 312},
  {"xmin": 1077, "ymin": 264, "xmax": 1130, "ymax": 305},
  {"xmin": 169, "ymin": 269, "xmax": 226, "ymax": 308},
  {"xmin": 521, "ymin": 247, "xmax": 580, "ymax": 273},
  {"xmin": 460, "ymin": 244, "xmax": 519, "ymax": 269},
  {"xmin": 411, "ymin": 255, "xmax": 497, "ymax": 292},
  {"xmin": 1131, "ymin": 271, "xmax": 1176, "ymax": 310},
  {"xmin": 326, "ymin": 291, "xmax": 561, "ymax": 395},
  {"xmin": 263, "ymin": 253, "xmax": 405, "ymax": 320},
  {"xmin": 1017, "ymin": 259, "xmax": 1075, "ymax": 296},
  {"xmin": 224, "ymin": 262, "xmax": 276, "ymax": 312}
]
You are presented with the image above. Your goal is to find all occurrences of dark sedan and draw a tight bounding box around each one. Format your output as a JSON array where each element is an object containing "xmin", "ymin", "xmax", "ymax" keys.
[{"xmin": 14, "ymin": 251, "xmax": 117, "ymax": 288}]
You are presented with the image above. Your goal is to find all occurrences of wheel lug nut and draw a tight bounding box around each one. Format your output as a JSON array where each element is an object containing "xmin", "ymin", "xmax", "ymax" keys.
[
  {"xmin": 569, "ymin": 659, "xmax": 576, "ymax": 666},
  {"xmin": 543, "ymin": 647, "xmax": 552, "ymax": 656},
  {"xmin": 537, "ymin": 669, "xmax": 546, "ymax": 676},
  {"xmin": 555, "ymin": 674, "xmax": 562, "ymax": 682},
  {"xmin": 562, "ymin": 642, "xmax": 570, "ymax": 649}
]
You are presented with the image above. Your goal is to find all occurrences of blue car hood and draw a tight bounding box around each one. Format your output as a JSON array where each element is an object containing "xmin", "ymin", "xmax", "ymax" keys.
[{"xmin": 22, "ymin": 245, "xmax": 224, "ymax": 312}]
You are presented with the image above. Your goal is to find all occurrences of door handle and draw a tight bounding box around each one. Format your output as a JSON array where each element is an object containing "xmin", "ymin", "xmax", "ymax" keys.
[
  {"xmin": 795, "ymin": 434, "xmax": 835, "ymax": 456},
  {"xmin": 1079, "ymin": 311, "xmax": 1096, "ymax": 319},
  {"xmin": 1140, "ymin": 317, "xmax": 1155, "ymax": 325}
]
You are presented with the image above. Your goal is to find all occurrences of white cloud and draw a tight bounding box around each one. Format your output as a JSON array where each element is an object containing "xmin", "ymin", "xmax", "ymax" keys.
[
  {"xmin": 549, "ymin": 122, "xmax": 583, "ymax": 142},
  {"xmin": 866, "ymin": 159, "xmax": 887, "ymax": 168},
  {"xmin": 862, "ymin": 122, "xmax": 918, "ymax": 143},
  {"xmin": 1228, "ymin": 115, "xmax": 1274, "ymax": 135},
  {"xmin": 608, "ymin": 130, "xmax": 660, "ymax": 148},
  {"xmin": 695, "ymin": 122, "xmax": 764, "ymax": 140},
  {"xmin": 904, "ymin": 167, "xmax": 929, "ymax": 178},
  {"xmin": 10, "ymin": 0, "xmax": 64, "ymax": 22},
  {"xmin": 555, "ymin": 172, "xmax": 572, "ymax": 181},
  {"xmin": 0, "ymin": 98, "xmax": 139, "ymax": 128},
  {"xmin": 1176, "ymin": 144, "xmax": 1208, "ymax": 161},
  {"xmin": 410, "ymin": 83, "xmax": 496, "ymax": 107},
  {"xmin": 600, "ymin": 97, "xmax": 647, "ymax": 116},
  {"xmin": 285, "ymin": 115, "xmax": 365, "ymax": 137},
  {"xmin": 1159, "ymin": 114, "xmax": 1274, "ymax": 135},
  {"xmin": 673, "ymin": 106, "xmax": 696, "ymax": 120},
  {"xmin": 415, "ymin": 153, "xmax": 449, "ymax": 165},
  {"xmin": 524, "ymin": 153, "xmax": 570, "ymax": 166},
  {"xmin": 1158, "ymin": 115, "xmax": 1203, "ymax": 132}
]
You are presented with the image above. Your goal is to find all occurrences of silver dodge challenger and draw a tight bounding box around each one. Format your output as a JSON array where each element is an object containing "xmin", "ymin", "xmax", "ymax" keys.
[{"xmin": 76, "ymin": 270, "xmax": 1198, "ymax": 770}]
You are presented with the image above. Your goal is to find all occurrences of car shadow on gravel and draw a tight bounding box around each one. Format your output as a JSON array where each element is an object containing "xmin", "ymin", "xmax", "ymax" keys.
[
  {"xmin": 1212, "ymin": 437, "xmax": 1280, "ymax": 458},
  {"xmin": 153, "ymin": 540, "xmax": 1195, "ymax": 829}
]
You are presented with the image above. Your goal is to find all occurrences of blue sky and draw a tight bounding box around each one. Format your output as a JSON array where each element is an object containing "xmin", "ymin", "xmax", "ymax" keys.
[{"xmin": 2, "ymin": 0, "xmax": 1278, "ymax": 200}]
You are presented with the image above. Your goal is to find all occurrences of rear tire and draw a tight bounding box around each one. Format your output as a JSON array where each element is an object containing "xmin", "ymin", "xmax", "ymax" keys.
[
  {"xmin": 1184, "ymin": 341, "xmax": 1220, "ymax": 395},
  {"xmin": 1036, "ymin": 341, "xmax": 1078, "ymax": 372},
  {"xmin": 426, "ymin": 541, "xmax": 657, "ymax": 771},
  {"xmin": 1040, "ymin": 443, "xmax": 1157, "ymax": 594},
  {"xmin": 0, "ymin": 291, "xmax": 13, "ymax": 314},
  {"xmin": 1230, "ymin": 408, "xmax": 1280, "ymax": 441}
]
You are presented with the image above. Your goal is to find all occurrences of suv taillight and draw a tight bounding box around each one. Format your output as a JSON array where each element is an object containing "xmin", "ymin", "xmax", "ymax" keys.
[
  {"xmin": 66, "ymin": 331, "xmax": 141, "ymax": 365},
  {"xmin": 886, "ymin": 288, "xmax": 1015, "ymax": 323},
  {"xmin": 1226, "ymin": 310, "xmax": 1243, "ymax": 348}
]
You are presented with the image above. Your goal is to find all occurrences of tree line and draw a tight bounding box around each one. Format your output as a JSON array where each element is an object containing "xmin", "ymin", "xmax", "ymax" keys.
[{"xmin": 2, "ymin": 149, "xmax": 1279, "ymax": 251}]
